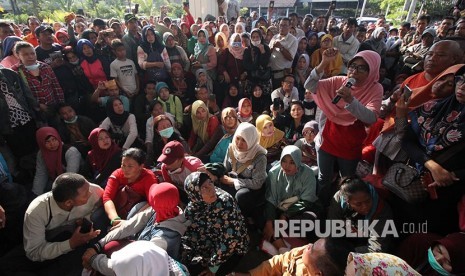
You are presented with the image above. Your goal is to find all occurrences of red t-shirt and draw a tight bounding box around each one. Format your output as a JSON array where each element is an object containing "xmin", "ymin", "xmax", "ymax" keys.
[
  {"xmin": 320, "ymin": 119, "xmax": 367, "ymax": 160},
  {"xmin": 103, "ymin": 168, "xmax": 158, "ymax": 204}
]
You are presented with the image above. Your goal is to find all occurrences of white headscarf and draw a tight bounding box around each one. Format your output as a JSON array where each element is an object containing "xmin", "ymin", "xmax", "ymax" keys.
[
  {"xmin": 232, "ymin": 122, "xmax": 267, "ymax": 163},
  {"xmin": 111, "ymin": 241, "xmax": 169, "ymax": 276}
]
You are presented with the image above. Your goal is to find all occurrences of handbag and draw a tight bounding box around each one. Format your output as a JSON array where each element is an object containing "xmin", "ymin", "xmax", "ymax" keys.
[
  {"xmin": 382, "ymin": 163, "xmax": 427, "ymax": 203},
  {"xmin": 250, "ymin": 66, "xmax": 271, "ymax": 81},
  {"xmin": 113, "ymin": 184, "xmax": 144, "ymax": 219}
]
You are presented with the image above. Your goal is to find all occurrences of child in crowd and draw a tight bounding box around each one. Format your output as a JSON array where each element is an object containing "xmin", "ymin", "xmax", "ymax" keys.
[
  {"xmin": 91, "ymin": 79, "xmax": 130, "ymax": 111},
  {"xmin": 110, "ymin": 39, "xmax": 140, "ymax": 99}
]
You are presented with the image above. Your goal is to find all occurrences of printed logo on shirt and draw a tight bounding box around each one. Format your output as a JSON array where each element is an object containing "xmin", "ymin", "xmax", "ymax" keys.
[{"xmin": 120, "ymin": 65, "xmax": 134, "ymax": 77}]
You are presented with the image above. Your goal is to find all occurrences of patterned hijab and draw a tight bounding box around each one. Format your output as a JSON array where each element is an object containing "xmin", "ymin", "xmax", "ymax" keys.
[{"xmin": 345, "ymin": 252, "xmax": 420, "ymax": 276}]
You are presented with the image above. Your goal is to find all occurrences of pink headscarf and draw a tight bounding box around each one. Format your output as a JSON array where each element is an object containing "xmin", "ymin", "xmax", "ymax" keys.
[{"xmin": 312, "ymin": 50, "xmax": 383, "ymax": 126}]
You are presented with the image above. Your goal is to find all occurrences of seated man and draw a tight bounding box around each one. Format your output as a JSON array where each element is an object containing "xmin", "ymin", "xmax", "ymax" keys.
[
  {"xmin": 0, "ymin": 173, "xmax": 107, "ymax": 275},
  {"xmin": 235, "ymin": 238, "xmax": 354, "ymax": 276},
  {"xmin": 54, "ymin": 103, "xmax": 96, "ymax": 158},
  {"xmin": 91, "ymin": 79, "xmax": 130, "ymax": 112}
]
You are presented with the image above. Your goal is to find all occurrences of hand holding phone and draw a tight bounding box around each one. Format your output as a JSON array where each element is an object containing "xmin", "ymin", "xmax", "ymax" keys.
[
  {"xmin": 80, "ymin": 218, "xmax": 93, "ymax": 234},
  {"xmin": 269, "ymin": 0, "xmax": 275, "ymax": 8},
  {"xmin": 403, "ymin": 85, "xmax": 413, "ymax": 101}
]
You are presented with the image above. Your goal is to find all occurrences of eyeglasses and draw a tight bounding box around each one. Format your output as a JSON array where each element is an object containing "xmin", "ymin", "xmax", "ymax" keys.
[
  {"xmin": 348, "ymin": 64, "xmax": 369, "ymax": 73},
  {"xmin": 303, "ymin": 130, "xmax": 315, "ymax": 136},
  {"xmin": 455, "ymin": 75, "xmax": 465, "ymax": 85}
]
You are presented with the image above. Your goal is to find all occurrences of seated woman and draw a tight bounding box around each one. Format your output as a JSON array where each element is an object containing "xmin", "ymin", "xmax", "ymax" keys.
[
  {"xmin": 76, "ymin": 39, "xmax": 110, "ymax": 89},
  {"xmin": 250, "ymin": 84, "xmax": 270, "ymax": 115},
  {"xmin": 86, "ymin": 182, "xmax": 190, "ymax": 262},
  {"xmin": 273, "ymin": 101, "xmax": 310, "ymax": 144},
  {"xmin": 222, "ymin": 83, "xmax": 242, "ymax": 109},
  {"xmin": 191, "ymin": 29, "xmax": 217, "ymax": 81},
  {"xmin": 32, "ymin": 127, "xmax": 82, "ymax": 196},
  {"xmin": 256, "ymin": 114, "xmax": 286, "ymax": 164},
  {"xmin": 163, "ymin": 32, "xmax": 190, "ymax": 72},
  {"xmin": 345, "ymin": 252, "xmax": 419, "ymax": 276},
  {"xmin": 146, "ymin": 115, "xmax": 189, "ymax": 167},
  {"xmin": 167, "ymin": 62, "xmax": 196, "ymax": 106},
  {"xmin": 221, "ymin": 122, "xmax": 267, "ymax": 220},
  {"xmin": 327, "ymin": 176, "xmax": 393, "ymax": 253},
  {"xmin": 188, "ymin": 100, "xmax": 220, "ymax": 157},
  {"xmin": 138, "ymin": 26, "xmax": 171, "ymax": 83},
  {"xmin": 103, "ymin": 148, "xmax": 157, "ymax": 224},
  {"xmin": 395, "ymin": 65, "xmax": 465, "ymax": 235},
  {"xmin": 99, "ymin": 97, "xmax": 138, "ymax": 150},
  {"xmin": 397, "ymin": 232, "xmax": 465, "ymax": 276},
  {"xmin": 310, "ymin": 34, "xmax": 343, "ymax": 78},
  {"xmin": 183, "ymin": 172, "xmax": 249, "ymax": 276},
  {"xmin": 0, "ymin": 36, "xmax": 22, "ymax": 68},
  {"xmin": 237, "ymin": 98, "xmax": 254, "ymax": 124},
  {"xmin": 87, "ymin": 128, "xmax": 122, "ymax": 187},
  {"xmin": 210, "ymin": 108, "xmax": 239, "ymax": 163},
  {"xmin": 294, "ymin": 120, "xmax": 319, "ymax": 168},
  {"xmin": 263, "ymin": 146, "xmax": 321, "ymax": 251},
  {"xmin": 195, "ymin": 68, "xmax": 213, "ymax": 95}
]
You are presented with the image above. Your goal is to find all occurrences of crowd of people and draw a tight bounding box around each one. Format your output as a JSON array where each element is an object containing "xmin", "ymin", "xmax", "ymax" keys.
[{"xmin": 0, "ymin": 1, "xmax": 464, "ymax": 275}]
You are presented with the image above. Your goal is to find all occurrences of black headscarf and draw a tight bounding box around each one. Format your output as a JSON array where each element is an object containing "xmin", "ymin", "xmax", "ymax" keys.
[
  {"xmin": 105, "ymin": 97, "xmax": 129, "ymax": 127},
  {"xmin": 140, "ymin": 25, "xmax": 165, "ymax": 54}
]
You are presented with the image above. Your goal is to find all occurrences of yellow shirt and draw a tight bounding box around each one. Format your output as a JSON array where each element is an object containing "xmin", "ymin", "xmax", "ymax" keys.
[
  {"xmin": 311, "ymin": 49, "xmax": 343, "ymax": 77},
  {"xmin": 249, "ymin": 246, "xmax": 310, "ymax": 276}
]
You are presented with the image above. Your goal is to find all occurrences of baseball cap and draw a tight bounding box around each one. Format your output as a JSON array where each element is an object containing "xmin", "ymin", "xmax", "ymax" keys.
[
  {"xmin": 124, "ymin": 13, "xmax": 138, "ymax": 23},
  {"xmin": 35, "ymin": 25, "xmax": 54, "ymax": 38},
  {"xmin": 158, "ymin": 141, "xmax": 185, "ymax": 164}
]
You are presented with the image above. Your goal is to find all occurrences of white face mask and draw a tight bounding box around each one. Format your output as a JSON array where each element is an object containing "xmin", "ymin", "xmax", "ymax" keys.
[
  {"xmin": 69, "ymin": 60, "xmax": 80, "ymax": 65},
  {"xmin": 212, "ymin": 27, "xmax": 217, "ymax": 33},
  {"xmin": 25, "ymin": 63, "xmax": 40, "ymax": 71},
  {"xmin": 251, "ymin": 40, "xmax": 261, "ymax": 47},
  {"xmin": 64, "ymin": 115, "xmax": 78, "ymax": 124}
]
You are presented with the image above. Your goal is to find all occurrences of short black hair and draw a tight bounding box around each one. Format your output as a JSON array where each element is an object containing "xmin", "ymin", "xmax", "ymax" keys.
[
  {"xmin": 345, "ymin": 17, "xmax": 358, "ymax": 27},
  {"xmin": 122, "ymin": 148, "xmax": 146, "ymax": 165},
  {"xmin": 27, "ymin": 16, "xmax": 40, "ymax": 25},
  {"xmin": 56, "ymin": 102, "xmax": 74, "ymax": 114},
  {"xmin": 145, "ymin": 80, "xmax": 157, "ymax": 88},
  {"xmin": 443, "ymin": 16, "xmax": 456, "ymax": 25},
  {"xmin": 357, "ymin": 26, "xmax": 367, "ymax": 33},
  {"xmin": 339, "ymin": 176, "xmax": 371, "ymax": 201},
  {"xmin": 52, "ymin": 173, "xmax": 87, "ymax": 202},
  {"xmin": 401, "ymin": 22, "xmax": 411, "ymax": 29},
  {"xmin": 315, "ymin": 238, "xmax": 355, "ymax": 276},
  {"xmin": 418, "ymin": 14, "xmax": 431, "ymax": 24}
]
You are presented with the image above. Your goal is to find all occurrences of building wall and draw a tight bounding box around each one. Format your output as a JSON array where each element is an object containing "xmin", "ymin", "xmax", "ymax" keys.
[{"xmin": 190, "ymin": 0, "xmax": 219, "ymax": 20}]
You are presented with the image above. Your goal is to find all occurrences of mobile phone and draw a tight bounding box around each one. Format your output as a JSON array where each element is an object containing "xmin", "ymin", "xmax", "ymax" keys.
[
  {"xmin": 273, "ymin": 98, "xmax": 280, "ymax": 111},
  {"xmin": 80, "ymin": 218, "xmax": 93, "ymax": 233},
  {"xmin": 134, "ymin": 4, "xmax": 139, "ymax": 15},
  {"xmin": 403, "ymin": 85, "xmax": 413, "ymax": 100},
  {"xmin": 269, "ymin": 1, "xmax": 275, "ymax": 8},
  {"xmin": 331, "ymin": 0, "xmax": 337, "ymax": 8},
  {"xmin": 421, "ymin": 172, "xmax": 438, "ymax": 200}
]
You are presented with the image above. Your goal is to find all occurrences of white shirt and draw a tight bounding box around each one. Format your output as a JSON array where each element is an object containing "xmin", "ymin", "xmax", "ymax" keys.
[{"xmin": 268, "ymin": 33, "xmax": 298, "ymax": 71}]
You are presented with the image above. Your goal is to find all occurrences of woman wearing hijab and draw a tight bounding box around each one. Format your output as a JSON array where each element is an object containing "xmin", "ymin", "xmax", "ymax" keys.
[
  {"xmin": 304, "ymin": 50, "xmax": 383, "ymax": 206},
  {"xmin": 163, "ymin": 32, "xmax": 190, "ymax": 72},
  {"xmin": 395, "ymin": 65, "xmax": 465, "ymax": 234},
  {"xmin": 167, "ymin": 62, "xmax": 196, "ymax": 105},
  {"xmin": 214, "ymin": 31, "xmax": 229, "ymax": 59},
  {"xmin": 294, "ymin": 120, "xmax": 319, "ymax": 167},
  {"xmin": 221, "ymin": 122, "xmax": 267, "ymax": 220},
  {"xmin": 237, "ymin": 98, "xmax": 254, "ymax": 123},
  {"xmin": 219, "ymin": 23, "xmax": 230, "ymax": 40},
  {"xmin": 99, "ymin": 97, "xmax": 138, "ymax": 150},
  {"xmin": 306, "ymin": 32, "xmax": 320, "ymax": 57},
  {"xmin": 85, "ymin": 240, "xmax": 188, "ymax": 276},
  {"xmin": 32, "ymin": 127, "xmax": 82, "ymax": 196},
  {"xmin": 188, "ymin": 100, "xmax": 220, "ymax": 154},
  {"xmin": 294, "ymin": 53, "xmax": 311, "ymax": 99},
  {"xmin": 218, "ymin": 33, "xmax": 246, "ymax": 85},
  {"xmin": 210, "ymin": 108, "xmax": 239, "ymax": 163},
  {"xmin": 191, "ymin": 29, "xmax": 217, "ymax": 81},
  {"xmin": 256, "ymin": 114, "xmax": 286, "ymax": 163},
  {"xmin": 86, "ymin": 183, "xmax": 190, "ymax": 265},
  {"xmin": 345, "ymin": 252, "xmax": 420, "ymax": 276},
  {"xmin": 328, "ymin": 176, "xmax": 393, "ymax": 253},
  {"xmin": 0, "ymin": 36, "xmax": 22, "ymax": 68},
  {"xmin": 137, "ymin": 25, "xmax": 171, "ymax": 83},
  {"xmin": 187, "ymin": 24, "xmax": 200, "ymax": 56},
  {"xmin": 263, "ymin": 146, "xmax": 320, "ymax": 243},
  {"xmin": 80, "ymin": 29, "xmax": 98, "ymax": 45},
  {"xmin": 398, "ymin": 232, "xmax": 465, "ymax": 276},
  {"xmin": 183, "ymin": 172, "xmax": 249, "ymax": 276},
  {"xmin": 76, "ymin": 39, "xmax": 110, "ymax": 88},
  {"xmin": 169, "ymin": 23, "xmax": 188, "ymax": 51},
  {"xmin": 360, "ymin": 27, "xmax": 387, "ymax": 58},
  {"xmin": 310, "ymin": 34, "xmax": 343, "ymax": 77},
  {"xmin": 195, "ymin": 68, "xmax": 214, "ymax": 95},
  {"xmin": 243, "ymin": 28, "xmax": 272, "ymax": 97},
  {"xmin": 235, "ymin": 22, "xmax": 246, "ymax": 34},
  {"xmin": 87, "ymin": 128, "xmax": 122, "ymax": 187}
]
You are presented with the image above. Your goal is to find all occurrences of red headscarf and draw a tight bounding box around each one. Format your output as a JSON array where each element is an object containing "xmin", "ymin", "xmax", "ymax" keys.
[
  {"xmin": 312, "ymin": 50, "xmax": 383, "ymax": 126},
  {"xmin": 148, "ymin": 182, "xmax": 180, "ymax": 223},
  {"xmin": 36, "ymin": 127, "xmax": 64, "ymax": 179},
  {"xmin": 238, "ymin": 98, "xmax": 252, "ymax": 118},
  {"xmin": 87, "ymin": 128, "xmax": 121, "ymax": 172}
]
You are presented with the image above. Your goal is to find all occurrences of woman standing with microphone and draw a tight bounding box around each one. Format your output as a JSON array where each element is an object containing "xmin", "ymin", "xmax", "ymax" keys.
[{"xmin": 304, "ymin": 49, "xmax": 383, "ymax": 206}]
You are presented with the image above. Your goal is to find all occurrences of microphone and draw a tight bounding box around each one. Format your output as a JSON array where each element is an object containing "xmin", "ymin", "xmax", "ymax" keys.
[{"xmin": 332, "ymin": 78, "xmax": 356, "ymax": 104}]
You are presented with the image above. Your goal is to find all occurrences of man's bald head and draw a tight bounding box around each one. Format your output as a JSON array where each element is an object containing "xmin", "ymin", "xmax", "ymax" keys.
[{"xmin": 424, "ymin": 40, "xmax": 462, "ymax": 78}]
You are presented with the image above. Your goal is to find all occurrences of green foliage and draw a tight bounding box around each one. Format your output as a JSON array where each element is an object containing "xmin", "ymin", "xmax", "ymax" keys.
[{"xmin": 240, "ymin": 7, "xmax": 248, "ymax": 16}]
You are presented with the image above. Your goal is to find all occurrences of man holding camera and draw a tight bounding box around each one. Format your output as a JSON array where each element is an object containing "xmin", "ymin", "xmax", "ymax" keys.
[{"xmin": 0, "ymin": 173, "xmax": 107, "ymax": 276}]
